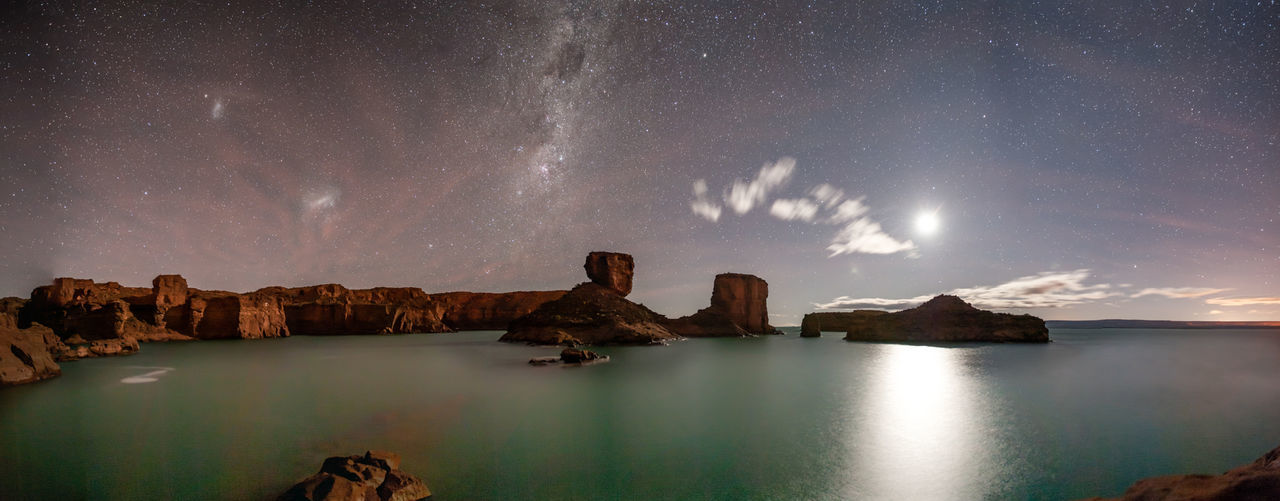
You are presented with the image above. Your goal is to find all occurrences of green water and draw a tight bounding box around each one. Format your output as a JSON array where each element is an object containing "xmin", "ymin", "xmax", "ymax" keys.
[{"xmin": 2, "ymin": 328, "xmax": 1279, "ymax": 500}]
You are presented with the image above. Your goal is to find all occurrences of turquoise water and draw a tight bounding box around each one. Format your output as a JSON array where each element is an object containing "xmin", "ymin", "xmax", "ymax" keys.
[{"xmin": 2, "ymin": 328, "xmax": 1279, "ymax": 500}]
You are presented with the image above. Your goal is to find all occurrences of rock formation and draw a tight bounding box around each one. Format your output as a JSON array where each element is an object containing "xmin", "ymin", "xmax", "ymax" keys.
[
  {"xmin": 501, "ymin": 283, "xmax": 679, "ymax": 346},
  {"xmin": 277, "ymin": 450, "xmax": 431, "ymax": 501},
  {"xmin": 529, "ymin": 347, "xmax": 609, "ymax": 366},
  {"xmin": 434, "ymin": 291, "xmax": 567, "ymax": 331},
  {"xmin": 799, "ymin": 311, "xmax": 888, "ymax": 337},
  {"xmin": 583, "ymin": 251, "xmax": 634, "ymax": 296},
  {"xmin": 843, "ymin": 295, "xmax": 1049, "ymax": 343},
  {"xmin": 0, "ymin": 323, "xmax": 62, "ymax": 386},
  {"xmin": 665, "ymin": 273, "xmax": 778, "ymax": 337},
  {"xmin": 1083, "ymin": 443, "xmax": 1280, "ymax": 501}
]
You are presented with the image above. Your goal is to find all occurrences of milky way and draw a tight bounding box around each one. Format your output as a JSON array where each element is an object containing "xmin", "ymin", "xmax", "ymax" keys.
[{"xmin": 1, "ymin": 1, "xmax": 1276, "ymax": 321}]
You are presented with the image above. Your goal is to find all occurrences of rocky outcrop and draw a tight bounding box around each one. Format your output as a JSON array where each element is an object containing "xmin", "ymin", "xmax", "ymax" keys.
[
  {"xmin": 1, "ymin": 297, "xmax": 25, "ymax": 329},
  {"xmin": 843, "ymin": 295, "xmax": 1049, "ymax": 343},
  {"xmin": 529, "ymin": 347, "xmax": 610, "ymax": 366},
  {"xmin": 1, "ymin": 323, "xmax": 62, "ymax": 386},
  {"xmin": 278, "ymin": 450, "xmax": 431, "ymax": 501},
  {"xmin": 189, "ymin": 291, "xmax": 291, "ymax": 339},
  {"xmin": 800, "ymin": 311, "xmax": 888, "ymax": 337},
  {"xmin": 665, "ymin": 273, "xmax": 777, "ymax": 337},
  {"xmin": 1083, "ymin": 444, "xmax": 1280, "ymax": 501},
  {"xmin": 434, "ymin": 291, "xmax": 567, "ymax": 331},
  {"xmin": 584, "ymin": 251, "xmax": 634, "ymax": 296},
  {"xmin": 502, "ymin": 283, "xmax": 679, "ymax": 346}
]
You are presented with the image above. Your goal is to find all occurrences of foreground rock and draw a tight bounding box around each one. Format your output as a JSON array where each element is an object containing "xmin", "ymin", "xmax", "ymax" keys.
[
  {"xmin": 665, "ymin": 273, "xmax": 778, "ymax": 337},
  {"xmin": 1083, "ymin": 444, "xmax": 1280, "ymax": 501},
  {"xmin": 843, "ymin": 295, "xmax": 1049, "ymax": 343},
  {"xmin": 502, "ymin": 283, "xmax": 679, "ymax": 346},
  {"xmin": 0, "ymin": 323, "xmax": 62, "ymax": 386},
  {"xmin": 529, "ymin": 348, "xmax": 610, "ymax": 366},
  {"xmin": 278, "ymin": 450, "xmax": 430, "ymax": 501},
  {"xmin": 583, "ymin": 251, "xmax": 634, "ymax": 296},
  {"xmin": 800, "ymin": 311, "xmax": 888, "ymax": 337}
]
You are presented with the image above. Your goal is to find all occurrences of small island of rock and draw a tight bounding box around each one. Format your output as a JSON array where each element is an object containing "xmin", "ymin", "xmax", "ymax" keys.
[{"xmin": 836, "ymin": 295, "xmax": 1049, "ymax": 343}]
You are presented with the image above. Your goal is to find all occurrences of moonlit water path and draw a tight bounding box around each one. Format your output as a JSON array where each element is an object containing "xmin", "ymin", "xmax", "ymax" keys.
[{"xmin": 1, "ymin": 329, "xmax": 1278, "ymax": 500}]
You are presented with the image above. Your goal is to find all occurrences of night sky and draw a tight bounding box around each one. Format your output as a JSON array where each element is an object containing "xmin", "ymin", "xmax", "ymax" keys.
[{"xmin": 2, "ymin": 1, "xmax": 1277, "ymax": 323}]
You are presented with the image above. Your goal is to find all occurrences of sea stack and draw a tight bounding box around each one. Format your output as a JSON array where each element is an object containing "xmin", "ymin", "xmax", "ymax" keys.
[
  {"xmin": 842, "ymin": 295, "xmax": 1049, "ymax": 343},
  {"xmin": 665, "ymin": 273, "xmax": 778, "ymax": 337},
  {"xmin": 500, "ymin": 252, "xmax": 680, "ymax": 346},
  {"xmin": 799, "ymin": 311, "xmax": 887, "ymax": 337}
]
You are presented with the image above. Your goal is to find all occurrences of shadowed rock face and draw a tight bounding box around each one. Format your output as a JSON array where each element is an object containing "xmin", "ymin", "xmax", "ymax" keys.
[
  {"xmin": 277, "ymin": 450, "xmax": 431, "ymax": 501},
  {"xmin": 434, "ymin": 291, "xmax": 567, "ymax": 331},
  {"xmin": 843, "ymin": 295, "xmax": 1048, "ymax": 343},
  {"xmin": 0, "ymin": 323, "xmax": 61, "ymax": 386},
  {"xmin": 666, "ymin": 273, "xmax": 777, "ymax": 337},
  {"xmin": 799, "ymin": 311, "xmax": 888, "ymax": 337},
  {"xmin": 1082, "ymin": 444, "xmax": 1280, "ymax": 501},
  {"xmin": 501, "ymin": 283, "xmax": 679, "ymax": 346},
  {"xmin": 584, "ymin": 251, "xmax": 634, "ymax": 296}
]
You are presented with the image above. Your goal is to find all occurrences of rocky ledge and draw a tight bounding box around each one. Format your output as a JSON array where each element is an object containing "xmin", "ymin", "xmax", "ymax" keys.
[
  {"xmin": 1082, "ymin": 444, "xmax": 1280, "ymax": 501},
  {"xmin": 841, "ymin": 295, "xmax": 1049, "ymax": 343},
  {"xmin": 799, "ymin": 311, "xmax": 887, "ymax": 337},
  {"xmin": 279, "ymin": 450, "xmax": 430, "ymax": 501}
]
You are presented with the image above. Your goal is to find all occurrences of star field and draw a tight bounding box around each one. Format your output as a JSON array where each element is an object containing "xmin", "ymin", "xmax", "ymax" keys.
[{"xmin": 1, "ymin": 1, "xmax": 1276, "ymax": 322}]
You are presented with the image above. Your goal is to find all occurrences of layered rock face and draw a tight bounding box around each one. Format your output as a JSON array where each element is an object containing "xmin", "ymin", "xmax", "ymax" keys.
[
  {"xmin": 1084, "ymin": 444, "xmax": 1280, "ymax": 501},
  {"xmin": 434, "ymin": 291, "xmax": 567, "ymax": 331},
  {"xmin": 843, "ymin": 295, "xmax": 1049, "ymax": 343},
  {"xmin": 278, "ymin": 450, "xmax": 431, "ymax": 501},
  {"xmin": 0, "ymin": 323, "xmax": 62, "ymax": 386},
  {"xmin": 501, "ymin": 283, "xmax": 679, "ymax": 346},
  {"xmin": 665, "ymin": 273, "xmax": 777, "ymax": 337},
  {"xmin": 799, "ymin": 311, "xmax": 887, "ymax": 337},
  {"xmin": 584, "ymin": 251, "xmax": 634, "ymax": 296}
]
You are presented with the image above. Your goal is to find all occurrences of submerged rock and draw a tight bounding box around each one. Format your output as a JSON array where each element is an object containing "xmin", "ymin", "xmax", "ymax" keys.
[
  {"xmin": 278, "ymin": 450, "xmax": 431, "ymax": 501},
  {"xmin": 530, "ymin": 348, "xmax": 610, "ymax": 366},
  {"xmin": 583, "ymin": 251, "xmax": 634, "ymax": 296},
  {"xmin": 666, "ymin": 273, "xmax": 778, "ymax": 337},
  {"xmin": 502, "ymin": 283, "xmax": 679, "ymax": 346},
  {"xmin": 1082, "ymin": 443, "xmax": 1280, "ymax": 501},
  {"xmin": 843, "ymin": 295, "xmax": 1048, "ymax": 343}
]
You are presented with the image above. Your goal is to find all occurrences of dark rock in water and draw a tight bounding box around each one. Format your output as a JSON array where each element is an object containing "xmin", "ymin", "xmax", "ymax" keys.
[
  {"xmin": 501, "ymin": 283, "xmax": 679, "ymax": 346},
  {"xmin": 800, "ymin": 311, "xmax": 888, "ymax": 337},
  {"xmin": 666, "ymin": 273, "xmax": 777, "ymax": 337},
  {"xmin": 843, "ymin": 295, "xmax": 1048, "ymax": 343},
  {"xmin": 0, "ymin": 323, "xmax": 62, "ymax": 386},
  {"xmin": 528, "ymin": 348, "xmax": 610, "ymax": 366},
  {"xmin": 278, "ymin": 450, "xmax": 431, "ymax": 501},
  {"xmin": 583, "ymin": 251, "xmax": 635, "ymax": 296},
  {"xmin": 1081, "ymin": 444, "xmax": 1280, "ymax": 501}
]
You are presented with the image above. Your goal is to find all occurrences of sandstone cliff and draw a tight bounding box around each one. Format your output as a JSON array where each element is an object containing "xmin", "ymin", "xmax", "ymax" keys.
[
  {"xmin": 0, "ymin": 323, "xmax": 62, "ymax": 386},
  {"xmin": 843, "ymin": 295, "xmax": 1048, "ymax": 343},
  {"xmin": 665, "ymin": 273, "xmax": 778, "ymax": 337},
  {"xmin": 434, "ymin": 291, "xmax": 567, "ymax": 331},
  {"xmin": 584, "ymin": 251, "xmax": 634, "ymax": 296},
  {"xmin": 501, "ymin": 283, "xmax": 679, "ymax": 346},
  {"xmin": 799, "ymin": 311, "xmax": 888, "ymax": 337}
]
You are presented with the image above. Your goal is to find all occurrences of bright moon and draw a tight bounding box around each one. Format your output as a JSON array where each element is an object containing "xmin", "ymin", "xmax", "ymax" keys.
[{"xmin": 915, "ymin": 211, "xmax": 940, "ymax": 235}]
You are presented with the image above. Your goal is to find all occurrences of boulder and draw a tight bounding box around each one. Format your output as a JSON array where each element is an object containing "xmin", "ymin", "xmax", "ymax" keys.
[
  {"xmin": 1082, "ymin": 444, "xmax": 1280, "ymax": 501},
  {"xmin": 584, "ymin": 251, "xmax": 634, "ymax": 296},
  {"xmin": 843, "ymin": 295, "xmax": 1049, "ymax": 343},
  {"xmin": 278, "ymin": 451, "xmax": 431, "ymax": 501},
  {"xmin": 800, "ymin": 311, "xmax": 888, "ymax": 337},
  {"xmin": 501, "ymin": 283, "xmax": 679, "ymax": 346},
  {"xmin": 0, "ymin": 323, "xmax": 62, "ymax": 386},
  {"xmin": 666, "ymin": 273, "xmax": 777, "ymax": 337}
]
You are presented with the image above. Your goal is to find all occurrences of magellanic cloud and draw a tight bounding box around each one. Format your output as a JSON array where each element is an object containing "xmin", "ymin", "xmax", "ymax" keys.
[
  {"xmin": 1132, "ymin": 287, "xmax": 1231, "ymax": 299},
  {"xmin": 1204, "ymin": 297, "xmax": 1280, "ymax": 307},
  {"xmin": 815, "ymin": 269, "xmax": 1121, "ymax": 310},
  {"xmin": 689, "ymin": 159, "xmax": 915, "ymax": 257}
]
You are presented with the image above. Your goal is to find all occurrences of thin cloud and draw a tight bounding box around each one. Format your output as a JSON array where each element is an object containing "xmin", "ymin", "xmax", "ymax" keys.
[
  {"xmin": 809, "ymin": 184, "xmax": 844, "ymax": 207},
  {"xmin": 1132, "ymin": 287, "xmax": 1231, "ymax": 299},
  {"xmin": 1205, "ymin": 297, "xmax": 1280, "ymax": 307},
  {"xmin": 690, "ymin": 179, "xmax": 722, "ymax": 222},
  {"xmin": 816, "ymin": 269, "xmax": 1121, "ymax": 310},
  {"xmin": 724, "ymin": 157, "xmax": 795, "ymax": 214},
  {"xmin": 770, "ymin": 198, "xmax": 819, "ymax": 221},
  {"xmin": 827, "ymin": 218, "xmax": 916, "ymax": 256}
]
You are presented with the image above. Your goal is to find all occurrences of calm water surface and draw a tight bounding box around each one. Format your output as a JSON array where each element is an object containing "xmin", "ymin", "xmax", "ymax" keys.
[{"xmin": 2, "ymin": 328, "xmax": 1279, "ymax": 500}]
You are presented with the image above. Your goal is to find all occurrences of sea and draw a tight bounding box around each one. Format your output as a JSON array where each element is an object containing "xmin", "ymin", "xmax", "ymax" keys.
[{"xmin": 2, "ymin": 327, "xmax": 1278, "ymax": 500}]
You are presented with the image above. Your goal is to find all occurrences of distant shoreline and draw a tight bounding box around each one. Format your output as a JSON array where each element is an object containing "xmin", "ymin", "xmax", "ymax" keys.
[{"xmin": 1046, "ymin": 319, "xmax": 1280, "ymax": 329}]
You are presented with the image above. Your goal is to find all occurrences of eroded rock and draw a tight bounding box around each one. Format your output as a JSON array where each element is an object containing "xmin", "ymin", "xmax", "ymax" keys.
[
  {"xmin": 843, "ymin": 295, "xmax": 1049, "ymax": 343},
  {"xmin": 666, "ymin": 273, "xmax": 777, "ymax": 337},
  {"xmin": 278, "ymin": 450, "xmax": 431, "ymax": 501},
  {"xmin": 584, "ymin": 251, "xmax": 634, "ymax": 296}
]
